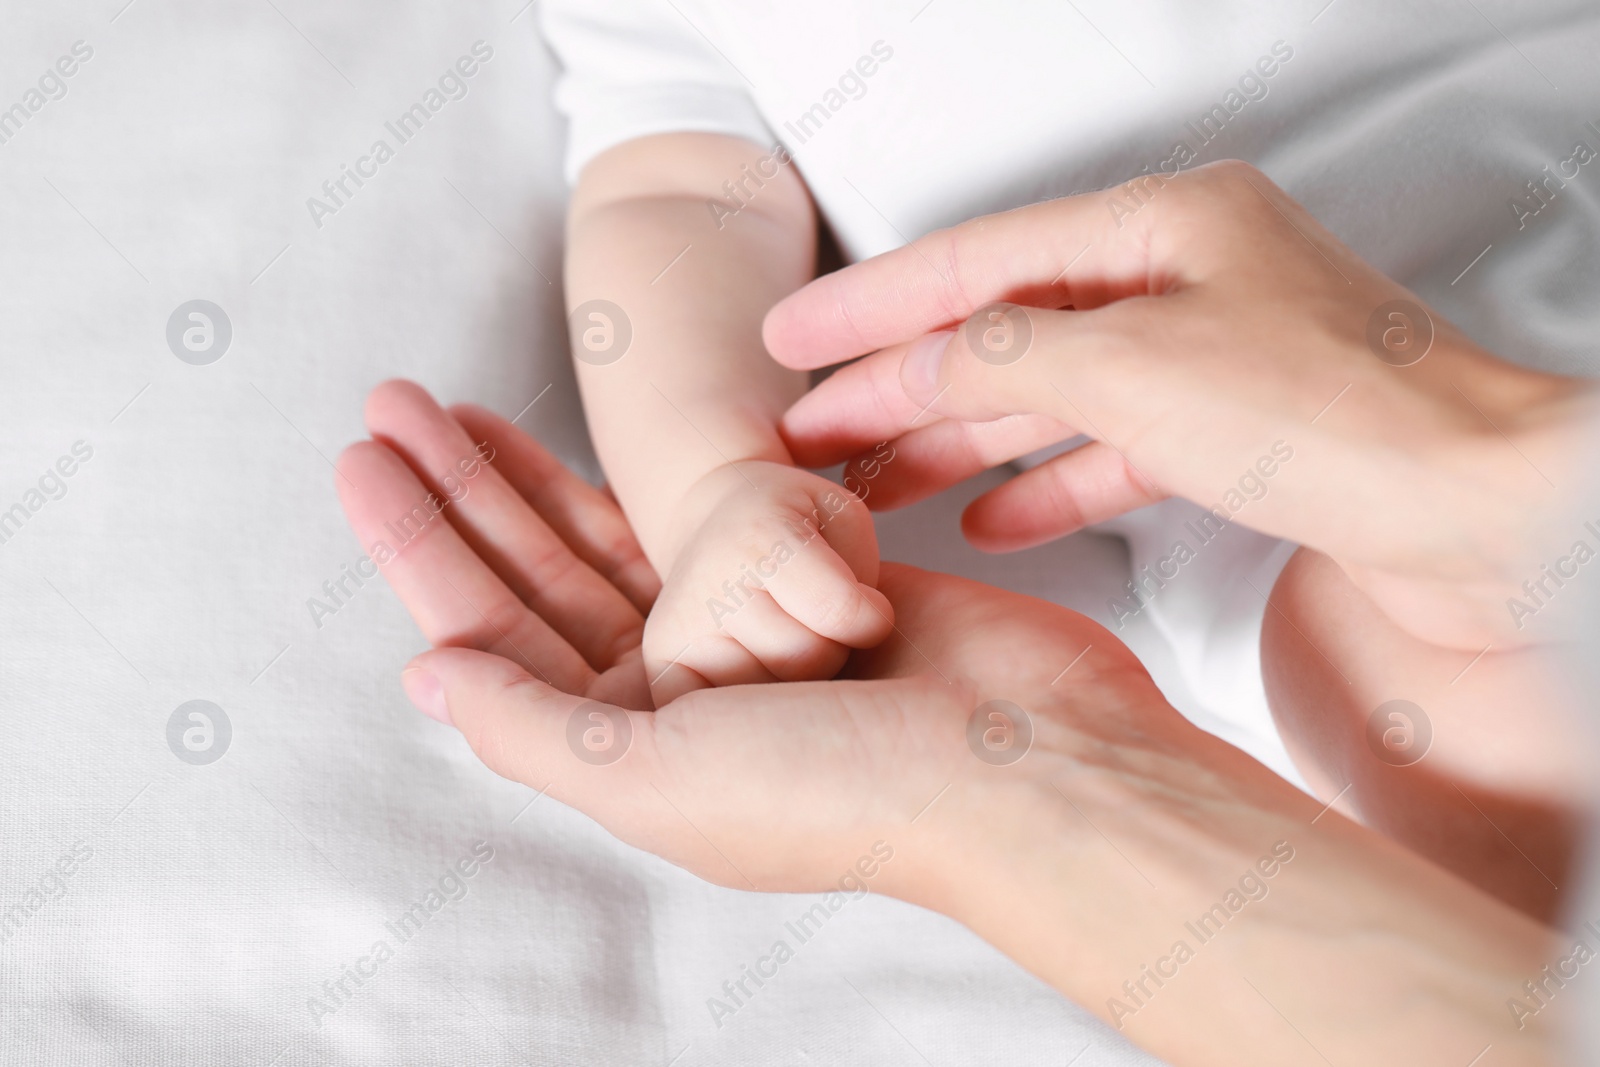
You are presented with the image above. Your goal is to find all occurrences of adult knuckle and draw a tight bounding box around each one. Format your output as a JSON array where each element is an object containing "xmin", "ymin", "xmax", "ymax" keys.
[
  {"xmin": 478, "ymin": 599, "xmax": 532, "ymax": 652},
  {"xmin": 1207, "ymin": 157, "xmax": 1264, "ymax": 184},
  {"xmin": 1153, "ymin": 159, "xmax": 1265, "ymax": 231},
  {"xmin": 912, "ymin": 226, "xmax": 980, "ymax": 327},
  {"xmin": 525, "ymin": 539, "xmax": 583, "ymax": 591}
]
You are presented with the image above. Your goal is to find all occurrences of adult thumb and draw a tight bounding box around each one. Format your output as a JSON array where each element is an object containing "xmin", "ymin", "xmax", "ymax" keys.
[{"xmin": 401, "ymin": 647, "xmax": 648, "ymax": 800}]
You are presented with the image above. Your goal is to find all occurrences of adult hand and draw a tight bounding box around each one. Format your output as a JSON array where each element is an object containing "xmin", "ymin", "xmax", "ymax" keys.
[
  {"xmin": 335, "ymin": 381, "xmax": 1557, "ymax": 1066},
  {"xmin": 341, "ymin": 382, "xmax": 1122, "ymax": 898},
  {"xmin": 765, "ymin": 161, "xmax": 1595, "ymax": 649}
]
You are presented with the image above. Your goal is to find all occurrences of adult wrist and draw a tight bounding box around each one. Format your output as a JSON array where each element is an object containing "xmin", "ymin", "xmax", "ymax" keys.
[
  {"xmin": 1437, "ymin": 369, "xmax": 1600, "ymax": 592},
  {"xmin": 892, "ymin": 700, "xmax": 1563, "ymax": 1065},
  {"xmin": 1324, "ymin": 339, "xmax": 1594, "ymax": 641}
]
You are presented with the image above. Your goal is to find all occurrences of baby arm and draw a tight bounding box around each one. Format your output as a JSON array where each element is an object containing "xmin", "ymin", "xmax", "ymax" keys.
[{"xmin": 566, "ymin": 132, "xmax": 892, "ymax": 704}]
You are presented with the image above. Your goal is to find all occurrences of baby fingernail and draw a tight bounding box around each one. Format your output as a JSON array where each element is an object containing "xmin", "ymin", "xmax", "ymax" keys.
[
  {"xmin": 901, "ymin": 330, "xmax": 955, "ymax": 402},
  {"xmin": 402, "ymin": 667, "xmax": 452, "ymax": 727}
]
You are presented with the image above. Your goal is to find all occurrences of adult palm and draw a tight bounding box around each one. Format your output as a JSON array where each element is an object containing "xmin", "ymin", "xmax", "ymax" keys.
[{"xmin": 338, "ymin": 381, "xmax": 1199, "ymax": 901}]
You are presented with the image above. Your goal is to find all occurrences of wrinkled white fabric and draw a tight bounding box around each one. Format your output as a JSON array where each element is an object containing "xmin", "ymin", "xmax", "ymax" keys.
[
  {"xmin": 3, "ymin": 0, "xmax": 1598, "ymax": 1063},
  {"xmin": 0, "ymin": 3, "xmax": 1150, "ymax": 1064}
]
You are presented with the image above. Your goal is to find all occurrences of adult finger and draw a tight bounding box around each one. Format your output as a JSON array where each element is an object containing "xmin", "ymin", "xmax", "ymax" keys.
[
  {"xmin": 889, "ymin": 303, "xmax": 1165, "ymax": 432},
  {"xmin": 762, "ymin": 168, "xmax": 1184, "ymax": 370},
  {"xmin": 336, "ymin": 441, "xmax": 597, "ymax": 694},
  {"xmin": 779, "ymin": 339, "xmax": 944, "ymax": 466},
  {"xmin": 401, "ymin": 646, "xmax": 656, "ymax": 816},
  {"xmin": 763, "ymin": 161, "xmax": 1368, "ymax": 371},
  {"xmin": 365, "ymin": 380, "xmax": 644, "ymax": 671},
  {"xmin": 780, "ymin": 340, "xmax": 1073, "ymax": 472},
  {"xmin": 838, "ymin": 415, "xmax": 1078, "ymax": 512},
  {"xmin": 961, "ymin": 441, "xmax": 1168, "ymax": 552},
  {"xmin": 780, "ymin": 303, "xmax": 1187, "ymax": 480},
  {"xmin": 451, "ymin": 402, "xmax": 661, "ymax": 615}
]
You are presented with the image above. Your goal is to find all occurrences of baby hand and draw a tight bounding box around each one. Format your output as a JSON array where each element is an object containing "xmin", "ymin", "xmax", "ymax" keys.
[{"xmin": 644, "ymin": 461, "xmax": 894, "ymax": 705}]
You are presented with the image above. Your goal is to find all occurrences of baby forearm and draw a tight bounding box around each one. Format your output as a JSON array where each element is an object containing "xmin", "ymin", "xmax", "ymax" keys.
[{"xmin": 565, "ymin": 133, "xmax": 816, "ymax": 572}]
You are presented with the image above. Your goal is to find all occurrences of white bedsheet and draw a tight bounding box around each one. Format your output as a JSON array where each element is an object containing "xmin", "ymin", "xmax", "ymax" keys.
[
  {"xmin": 0, "ymin": 3, "xmax": 1175, "ymax": 1063},
  {"xmin": 10, "ymin": 0, "xmax": 1597, "ymax": 1061}
]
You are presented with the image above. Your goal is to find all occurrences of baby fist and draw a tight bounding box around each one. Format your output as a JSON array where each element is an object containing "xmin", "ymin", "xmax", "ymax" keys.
[{"xmin": 644, "ymin": 462, "xmax": 893, "ymax": 705}]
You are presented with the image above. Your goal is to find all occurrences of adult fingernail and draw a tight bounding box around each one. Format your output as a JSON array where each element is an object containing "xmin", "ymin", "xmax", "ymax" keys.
[
  {"xmin": 901, "ymin": 330, "xmax": 955, "ymax": 403},
  {"xmin": 402, "ymin": 667, "xmax": 453, "ymax": 727}
]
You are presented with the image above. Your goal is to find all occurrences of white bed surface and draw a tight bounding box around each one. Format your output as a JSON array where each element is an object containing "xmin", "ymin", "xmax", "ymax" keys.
[{"xmin": 0, "ymin": 4, "xmax": 1167, "ymax": 1064}]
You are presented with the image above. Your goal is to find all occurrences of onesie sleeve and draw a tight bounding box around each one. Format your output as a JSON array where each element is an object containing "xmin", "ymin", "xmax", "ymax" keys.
[{"xmin": 539, "ymin": 0, "xmax": 775, "ymax": 185}]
